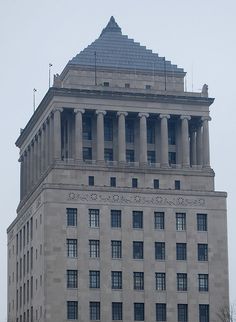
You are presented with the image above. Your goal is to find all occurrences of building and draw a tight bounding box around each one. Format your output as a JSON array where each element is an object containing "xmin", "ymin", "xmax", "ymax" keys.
[{"xmin": 7, "ymin": 16, "xmax": 229, "ymax": 322}]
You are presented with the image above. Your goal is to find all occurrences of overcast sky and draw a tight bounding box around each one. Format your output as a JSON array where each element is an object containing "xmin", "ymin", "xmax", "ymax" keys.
[{"xmin": 1, "ymin": 0, "xmax": 236, "ymax": 320}]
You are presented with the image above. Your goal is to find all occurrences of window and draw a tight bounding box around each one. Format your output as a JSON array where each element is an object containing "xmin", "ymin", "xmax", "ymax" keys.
[
  {"xmin": 89, "ymin": 271, "xmax": 100, "ymax": 288},
  {"xmin": 169, "ymin": 152, "xmax": 176, "ymax": 165},
  {"xmin": 197, "ymin": 214, "xmax": 208, "ymax": 231},
  {"xmin": 177, "ymin": 273, "xmax": 187, "ymax": 291},
  {"xmin": 168, "ymin": 123, "xmax": 176, "ymax": 145},
  {"xmin": 110, "ymin": 177, "xmax": 116, "ymax": 187},
  {"xmin": 153, "ymin": 179, "xmax": 159, "ymax": 189},
  {"xmin": 111, "ymin": 271, "xmax": 122, "ymax": 289},
  {"xmin": 155, "ymin": 273, "xmax": 166, "ymax": 291},
  {"xmin": 67, "ymin": 270, "xmax": 78, "ymax": 288},
  {"xmin": 30, "ymin": 247, "xmax": 33, "ymax": 270},
  {"xmin": 125, "ymin": 83, "xmax": 130, "ymax": 88},
  {"xmin": 155, "ymin": 242, "xmax": 165, "ymax": 260},
  {"xmin": 199, "ymin": 304, "xmax": 209, "ymax": 322},
  {"xmin": 112, "ymin": 302, "xmax": 123, "ymax": 320},
  {"xmin": 154, "ymin": 212, "xmax": 164, "ymax": 229},
  {"xmin": 178, "ymin": 304, "xmax": 188, "ymax": 322},
  {"xmin": 103, "ymin": 81, "xmax": 109, "ymax": 87},
  {"xmin": 83, "ymin": 147, "xmax": 92, "ymax": 160},
  {"xmin": 145, "ymin": 84, "xmax": 151, "ymax": 89},
  {"xmin": 176, "ymin": 213, "xmax": 186, "ymax": 231},
  {"xmin": 175, "ymin": 180, "xmax": 180, "ymax": 190},
  {"xmin": 176, "ymin": 243, "xmax": 187, "ymax": 260},
  {"xmin": 67, "ymin": 301, "xmax": 78, "ymax": 320},
  {"xmin": 90, "ymin": 302, "xmax": 100, "ymax": 320},
  {"xmin": 67, "ymin": 208, "xmax": 77, "ymax": 226},
  {"xmin": 26, "ymin": 222, "xmax": 29, "ymax": 244},
  {"xmin": 147, "ymin": 151, "xmax": 156, "ymax": 164},
  {"xmin": 30, "ymin": 217, "xmax": 33, "ymax": 240},
  {"xmin": 111, "ymin": 241, "xmax": 122, "ymax": 259},
  {"xmin": 88, "ymin": 176, "xmax": 94, "ymax": 186},
  {"xmin": 134, "ymin": 272, "xmax": 144, "ymax": 290},
  {"xmin": 126, "ymin": 120, "xmax": 134, "ymax": 143},
  {"xmin": 111, "ymin": 210, "xmax": 121, "ymax": 228},
  {"xmin": 67, "ymin": 239, "xmax": 77, "ymax": 258},
  {"xmin": 147, "ymin": 121, "xmax": 155, "ymax": 144},
  {"xmin": 83, "ymin": 117, "xmax": 92, "ymax": 140},
  {"xmin": 156, "ymin": 303, "xmax": 166, "ymax": 321},
  {"xmin": 198, "ymin": 244, "xmax": 208, "ymax": 261},
  {"xmin": 133, "ymin": 211, "xmax": 143, "ymax": 229},
  {"xmin": 198, "ymin": 274, "xmax": 208, "ymax": 292},
  {"xmin": 126, "ymin": 149, "xmax": 135, "ymax": 162},
  {"xmin": 132, "ymin": 178, "xmax": 138, "ymax": 188},
  {"xmin": 89, "ymin": 209, "xmax": 99, "ymax": 228},
  {"xmin": 134, "ymin": 303, "xmax": 144, "ymax": 321},
  {"xmin": 104, "ymin": 119, "xmax": 113, "ymax": 141},
  {"xmin": 133, "ymin": 241, "xmax": 144, "ymax": 259},
  {"xmin": 89, "ymin": 240, "xmax": 100, "ymax": 258},
  {"xmin": 104, "ymin": 148, "xmax": 113, "ymax": 161}
]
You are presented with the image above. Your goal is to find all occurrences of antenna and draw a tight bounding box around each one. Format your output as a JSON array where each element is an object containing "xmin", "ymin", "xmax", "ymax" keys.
[
  {"xmin": 33, "ymin": 88, "xmax": 37, "ymax": 112},
  {"xmin": 49, "ymin": 63, "xmax": 53, "ymax": 88},
  {"xmin": 94, "ymin": 52, "xmax": 97, "ymax": 85}
]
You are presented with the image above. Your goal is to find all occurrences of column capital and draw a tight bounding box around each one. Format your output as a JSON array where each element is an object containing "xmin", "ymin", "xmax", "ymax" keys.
[
  {"xmin": 138, "ymin": 112, "xmax": 149, "ymax": 118},
  {"xmin": 117, "ymin": 111, "xmax": 128, "ymax": 117},
  {"xmin": 159, "ymin": 114, "xmax": 170, "ymax": 120},
  {"xmin": 96, "ymin": 110, "xmax": 106, "ymax": 116},
  {"xmin": 53, "ymin": 107, "xmax": 63, "ymax": 114},
  {"xmin": 74, "ymin": 108, "xmax": 85, "ymax": 115},
  {"xmin": 180, "ymin": 115, "xmax": 191, "ymax": 121},
  {"xmin": 201, "ymin": 116, "xmax": 211, "ymax": 122}
]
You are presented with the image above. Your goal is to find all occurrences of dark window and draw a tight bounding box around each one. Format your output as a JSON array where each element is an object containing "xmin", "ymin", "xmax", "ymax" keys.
[
  {"xmin": 126, "ymin": 149, "xmax": 135, "ymax": 162},
  {"xmin": 67, "ymin": 208, "xmax": 77, "ymax": 226},
  {"xmin": 20, "ymin": 230, "xmax": 22, "ymax": 251},
  {"xmin": 155, "ymin": 273, "xmax": 166, "ymax": 291},
  {"xmin": 88, "ymin": 176, "xmax": 94, "ymax": 186},
  {"xmin": 20, "ymin": 258, "xmax": 22, "ymax": 279},
  {"xmin": 67, "ymin": 301, "xmax": 78, "ymax": 320},
  {"xmin": 156, "ymin": 303, "xmax": 166, "ymax": 321},
  {"xmin": 30, "ymin": 217, "xmax": 33, "ymax": 241},
  {"xmin": 23, "ymin": 226, "xmax": 26, "ymax": 248},
  {"xmin": 155, "ymin": 242, "xmax": 165, "ymax": 260},
  {"xmin": 90, "ymin": 302, "xmax": 100, "ymax": 320},
  {"xmin": 111, "ymin": 210, "xmax": 121, "ymax": 228},
  {"xmin": 89, "ymin": 271, "xmax": 100, "ymax": 288},
  {"xmin": 83, "ymin": 147, "xmax": 92, "ymax": 160},
  {"xmin": 147, "ymin": 151, "xmax": 156, "ymax": 164},
  {"xmin": 67, "ymin": 239, "xmax": 77, "ymax": 258},
  {"xmin": 133, "ymin": 272, "xmax": 144, "ymax": 290},
  {"xmin": 67, "ymin": 270, "xmax": 78, "ymax": 288},
  {"xmin": 197, "ymin": 214, "xmax": 208, "ymax": 231},
  {"xmin": 178, "ymin": 304, "xmax": 188, "ymax": 322},
  {"xmin": 111, "ymin": 241, "xmax": 122, "ymax": 259},
  {"xmin": 104, "ymin": 148, "xmax": 113, "ymax": 161},
  {"xmin": 111, "ymin": 271, "xmax": 122, "ymax": 289},
  {"xmin": 126, "ymin": 120, "xmax": 134, "ymax": 143},
  {"xmin": 176, "ymin": 213, "xmax": 186, "ymax": 230},
  {"xmin": 132, "ymin": 178, "xmax": 138, "ymax": 188},
  {"xmin": 145, "ymin": 84, "xmax": 151, "ymax": 89},
  {"xmin": 199, "ymin": 304, "xmax": 209, "ymax": 322},
  {"xmin": 154, "ymin": 212, "xmax": 164, "ymax": 229},
  {"xmin": 110, "ymin": 177, "xmax": 116, "ymax": 187},
  {"xmin": 133, "ymin": 211, "xmax": 143, "ymax": 229},
  {"xmin": 154, "ymin": 179, "xmax": 160, "ymax": 189},
  {"xmin": 175, "ymin": 180, "xmax": 181, "ymax": 190},
  {"xmin": 104, "ymin": 119, "xmax": 113, "ymax": 141},
  {"xmin": 112, "ymin": 302, "xmax": 123, "ymax": 320},
  {"xmin": 89, "ymin": 209, "xmax": 99, "ymax": 228},
  {"xmin": 147, "ymin": 121, "xmax": 155, "ymax": 144},
  {"xmin": 134, "ymin": 303, "xmax": 144, "ymax": 321},
  {"xmin": 169, "ymin": 152, "xmax": 176, "ymax": 165},
  {"xmin": 198, "ymin": 274, "xmax": 208, "ymax": 292},
  {"xmin": 125, "ymin": 83, "xmax": 130, "ymax": 88},
  {"xmin": 176, "ymin": 243, "xmax": 187, "ymax": 260},
  {"xmin": 177, "ymin": 273, "xmax": 187, "ymax": 291},
  {"xmin": 198, "ymin": 244, "xmax": 208, "ymax": 261},
  {"xmin": 89, "ymin": 240, "xmax": 100, "ymax": 258},
  {"xmin": 103, "ymin": 82, "xmax": 109, "ymax": 87},
  {"xmin": 168, "ymin": 123, "xmax": 176, "ymax": 145},
  {"xmin": 83, "ymin": 117, "xmax": 92, "ymax": 140},
  {"xmin": 133, "ymin": 241, "xmax": 144, "ymax": 259}
]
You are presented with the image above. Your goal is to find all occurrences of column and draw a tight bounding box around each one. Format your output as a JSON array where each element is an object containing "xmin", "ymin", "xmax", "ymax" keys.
[
  {"xmin": 180, "ymin": 115, "xmax": 191, "ymax": 167},
  {"xmin": 41, "ymin": 123, "xmax": 46, "ymax": 172},
  {"xmin": 53, "ymin": 108, "xmax": 63, "ymax": 161},
  {"xmin": 96, "ymin": 110, "xmax": 106, "ymax": 162},
  {"xmin": 138, "ymin": 112, "xmax": 149, "ymax": 164},
  {"xmin": 37, "ymin": 130, "xmax": 41, "ymax": 178},
  {"xmin": 23, "ymin": 151, "xmax": 27, "ymax": 197},
  {"xmin": 27, "ymin": 146, "xmax": 31, "ymax": 192},
  {"xmin": 196, "ymin": 121, "xmax": 203, "ymax": 166},
  {"xmin": 202, "ymin": 116, "xmax": 211, "ymax": 168},
  {"xmin": 30, "ymin": 140, "xmax": 34, "ymax": 186},
  {"xmin": 159, "ymin": 114, "xmax": 170, "ymax": 167},
  {"xmin": 19, "ymin": 156, "xmax": 23, "ymax": 200},
  {"xmin": 117, "ymin": 111, "xmax": 128, "ymax": 162},
  {"xmin": 33, "ymin": 135, "xmax": 38, "ymax": 183},
  {"xmin": 190, "ymin": 127, "xmax": 197, "ymax": 166},
  {"xmin": 74, "ymin": 108, "xmax": 85, "ymax": 161}
]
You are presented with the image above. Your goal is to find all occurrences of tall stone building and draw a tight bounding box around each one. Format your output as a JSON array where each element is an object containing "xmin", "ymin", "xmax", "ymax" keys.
[{"xmin": 7, "ymin": 17, "xmax": 229, "ymax": 322}]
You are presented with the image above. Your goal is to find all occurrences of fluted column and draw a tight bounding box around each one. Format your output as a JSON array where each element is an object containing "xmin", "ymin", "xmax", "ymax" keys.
[
  {"xmin": 160, "ymin": 114, "xmax": 170, "ymax": 167},
  {"xmin": 190, "ymin": 126, "xmax": 197, "ymax": 166},
  {"xmin": 196, "ymin": 121, "xmax": 203, "ymax": 166},
  {"xmin": 138, "ymin": 112, "xmax": 149, "ymax": 164},
  {"xmin": 202, "ymin": 116, "xmax": 211, "ymax": 168},
  {"xmin": 74, "ymin": 108, "xmax": 85, "ymax": 161},
  {"xmin": 96, "ymin": 110, "xmax": 106, "ymax": 161},
  {"xmin": 181, "ymin": 115, "xmax": 191, "ymax": 167},
  {"xmin": 117, "ymin": 111, "xmax": 128, "ymax": 162},
  {"xmin": 53, "ymin": 108, "xmax": 63, "ymax": 161}
]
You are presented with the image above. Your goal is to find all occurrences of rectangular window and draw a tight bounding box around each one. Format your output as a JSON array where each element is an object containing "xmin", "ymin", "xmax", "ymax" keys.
[
  {"xmin": 176, "ymin": 243, "xmax": 187, "ymax": 260},
  {"xmin": 111, "ymin": 241, "xmax": 122, "ymax": 259},
  {"xmin": 89, "ymin": 240, "xmax": 100, "ymax": 258},
  {"xmin": 155, "ymin": 242, "xmax": 165, "ymax": 260},
  {"xmin": 111, "ymin": 210, "xmax": 121, "ymax": 228},
  {"xmin": 20, "ymin": 230, "xmax": 22, "ymax": 251},
  {"xmin": 154, "ymin": 212, "xmax": 164, "ymax": 229},
  {"xmin": 126, "ymin": 149, "xmax": 135, "ymax": 162},
  {"xmin": 67, "ymin": 239, "xmax": 78, "ymax": 258},
  {"xmin": 198, "ymin": 244, "xmax": 208, "ymax": 261},
  {"xmin": 147, "ymin": 121, "xmax": 155, "ymax": 144},
  {"xmin": 112, "ymin": 302, "xmax": 123, "ymax": 320},
  {"xmin": 90, "ymin": 302, "xmax": 100, "ymax": 320},
  {"xmin": 145, "ymin": 84, "xmax": 151, "ymax": 89},
  {"xmin": 67, "ymin": 301, "xmax": 78, "ymax": 320},
  {"xmin": 147, "ymin": 151, "xmax": 156, "ymax": 164},
  {"xmin": 89, "ymin": 209, "xmax": 99, "ymax": 228},
  {"xmin": 23, "ymin": 226, "xmax": 26, "ymax": 248},
  {"xmin": 197, "ymin": 214, "xmax": 208, "ymax": 231},
  {"xmin": 30, "ymin": 217, "xmax": 33, "ymax": 240},
  {"xmin": 126, "ymin": 120, "xmax": 134, "ymax": 143},
  {"xmin": 110, "ymin": 177, "xmax": 116, "ymax": 187},
  {"xmin": 83, "ymin": 117, "xmax": 92, "ymax": 140},
  {"xmin": 104, "ymin": 118, "xmax": 113, "ymax": 141},
  {"xmin": 133, "ymin": 272, "xmax": 144, "ymax": 290},
  {"xmin": 111, "ymin": 271, "xmax": 122, "ymax": 289},
  {"xmin": 153, "ymin": 179, "xmax": 159, "ymax": 189},
  {"xmin": 89, "ymin": 271, "xmax": 100, "ymax": 288},
  {"xmin": 88, "ymin": 176, "xmax": 94, "ymax": 186},
  {"xmin": 178, "ymin": 304, "xmax": 188, "ymax": 322},
  {"xmin": 134, "ymin": 303, "xmax": 144, "ymax": 321},
  {"xmin": 67, "ymin": 270, "xmax": 78, "ymax": 289},
  {"xmin": 104, "ymin": 148, "xmax": 113, "ymax": 161},
  {"xmin": 83, "ymin": 147, "xmax": 92, "ymax": 160},
  {"xmin": 30, "ymin": 247, "xmax": 33, "ymax": 270},
  {"xmin": 26, "ymin": 222, "xmax": 29, "ymax": 244},
  {"xmin": 168, "ymin": 123, "xmax": 176, "ymax": 145},
  {"xmin": 156, "ymin": 303, "xmax": 166, "ymax": 321},
  {"xmin": 133, "ymin": 241, "xmax": 144, "ymax": 259},
  {"xmin": 177, "ymin": 273, "xmax": 187, "ymax": 291},
  {"xmin": 133, "ymin": 211, "xmax": 143, "ymax": 229},
  {"xmin": 155, "ymin": 273, "xmax": 166, "ymax": 291},
  {"xmin": 132, "ymin": 178, "xmax": 138, "ymax": 188},
  {"xmin": 176, "ymin": 213, "xmax": 186, "ymax": 231},
  {"xmin": 169, "ymin": 152, "xmax": 176, "ymax": 165},
  {"xmin": 199, "ymin": 304, "xmax": 209, "ymax": 322},
  {"xmin": 16, "ymin": 234, "xmax": 19, "ymax": 255},
  {"xmin": 67, "ymin": 208, "xmax": 77, "ymax": 227},
  {"xmin": 103, "ymin": 81, "xmax": 109, "ymax": 87},
  {"xmin": 125, "ymin": 83, "xmax": 130, "ymax": 88},
  {"xmin": 175, "ymin": 180, "xmax": 180, "ymax": 190},
  {"xmin": 198, "ymin": 274, "xmax": 208, "ymax": 292}
]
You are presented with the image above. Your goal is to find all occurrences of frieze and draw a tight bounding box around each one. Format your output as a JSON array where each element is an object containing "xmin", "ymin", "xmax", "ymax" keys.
[{"xmin": 67, "ymin": 192, "xmax": 205, "ymax": 207}]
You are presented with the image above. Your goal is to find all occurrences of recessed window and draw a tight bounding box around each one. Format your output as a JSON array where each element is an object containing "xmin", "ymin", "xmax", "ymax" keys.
[
  {"xmin": 177, "ymin": 273, "xmax": 187, "ymax": 291},
  {"xmin": 147, "ymin": 151, "xmax": 156, "ymax": 164},
  {"xmin": 83, "ymin": 117, "xmax": 92, "ymax": 140},
  {"xmin": 134, "ymin": 303, "xmax": 144, "ymax": 321},
  {"xmin": 154, "ymin": 212, "xmax": 164, "ymax": 229},
  {"xmin": 83, "ymin": 147, "xmax": 92, "ymax": 160},
  {"xmin": 154, "ymin": 179, "xmax": 160, "ymax": 189},
  {"xmin": 145, "ymin": 84, "xmax": 151, "ymax": 89},
  {"xmin": 67, "ymin": 301, "xmax": 78, "ymax": 320},
  {"xmin": 67, "ymin": 239, "xmax": 77, "ymax": 258},
  {"xmin": 104, "ymin": 118, "xmax": 113, "ymax": 141},
  {"xmin": 197, "ymin": 214, "xmax": 208, "ymax": 231},
  {"xmin": 89, "ymin": 209, "xmax": 99, "ymax": 228},
  {"xmin": 178, "ymin": 304, "xmax": 188, "ymax": 322},
  {"xmin": 198, "ymin": 244, "xmax": 208, "ymax": 261},
  {"xmin": 104, "ymin": 148, "xmax": 113, "ymax": 161},
  {"xmin": 126, "ymin": 120, "xmax": 134, "ymax": 143},
  {"xmin": 168, "ymin": 123, "xmax": 176, "ymax": 145},
  {"xmin": 89, "ymin": 271, "xmax": 100, "ymax": 288},
  {"xmin": 88, "ymin": 176, "xmax": 94, "ymax": 186},
  {"xmin": 90, "ymin": 302, "xmax": 100, "ymax": 320},
  {"xmin": 110, "ymin": 177, "xmax": 116, "ymax": 187},
  {"xmin": 125, "ymin": 83, "xmax": 130, "ymax": 88},
  {"xmin": 111, "ymin": 271, "xmax": 122, "ymax": 289},
  {"xmin": 126, "ymin": 149, "xmax": 135, "ymax": 162},
  {"xmin": 111, "ymin": 240, "xmax": 122, "ymax": 259},
  {"xmin": 155, "ymin": 242, "xmax": 165, "ymax": 260},
  {"xmin": 198, "ymin": 274, "xmax": 208, "ymax": 292},
  {"xmin": 133, "ymin": 211, "xmax": 143, "ymax": 229},
  {"xmin": 147, "ymin": 121, "xmax": 155, "ymax": 143},
  {"xmin": 133, "ymin": 241, "xmax": 144, "ymax": 259},
  {"xmin": 111, "ymin": 210, "xmax": 121, "ymax": 228},
  {"xmin": 199, "ymin": 304, "xmax": 209, "ymax": 322},
  {"xmin": 133, "ymin": 272, "xmax": 144, "ymax": 290},
  {"xmin": 89, "ymin": 240, "xmax": 100, "ymax": 258},
  {"xmin": 156, "ymin": 303, "xmax": 166, "ymax": 321},
  {"xmin": 112, "ymin": 302, "xmax": 123, "ymax": 320},
  {"xmin": 176, "ymin": 213, "xmax": 186, "ymax": 231},
  {"xmin": 169, "ymin": 152, "xmax": 176, "ymax": 165},
  {"xmin": 132, "ymin": 178, "xmax": 138, "ymax": 188},
  {"xmin": 67, "ymin": 270, "xmax": 78, "ymax": 289},
  {"xmin": 67, "ymin": 208, "xmax": 77, "ymax": 227},
  {"xmin": 176, "ymin": 243, "xmax": 187, "ymax": 260},
  {"xmin": 175, "ymin": 180, "xmax": 180, "ymax": 190},
  {"xmin": 103, "ymin": 82, "xmax": 109, "ymax": 87},
  {"xmin": 155, "ymin": 273, "xmax": 166, "ymax": 291}
]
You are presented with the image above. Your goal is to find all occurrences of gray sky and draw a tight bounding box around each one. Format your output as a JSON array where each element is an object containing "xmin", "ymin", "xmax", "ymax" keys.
[{"xmin": 1, "ymin": 0, "xmax": 236, "ymax": 319}]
